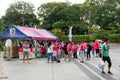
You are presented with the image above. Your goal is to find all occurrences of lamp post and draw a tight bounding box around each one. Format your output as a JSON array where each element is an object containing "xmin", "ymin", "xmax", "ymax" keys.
[{"xmin": 69, "ymin": 26, "xmax": 73, "ymax": 42}]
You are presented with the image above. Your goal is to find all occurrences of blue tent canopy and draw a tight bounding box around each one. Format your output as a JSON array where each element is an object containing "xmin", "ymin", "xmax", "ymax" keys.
[
  {"xmin": 0, "ymin": 25, "xmax": 58, "ymax": 40},
  {"xmin": 0, "ymin": 25, "xmax": 32, "ymax": 39}
]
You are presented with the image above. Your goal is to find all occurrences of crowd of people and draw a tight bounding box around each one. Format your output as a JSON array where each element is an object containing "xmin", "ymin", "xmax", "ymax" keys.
[
  {"xmin": 18, "ymin": 38, "xmax": 113, "ymax": 75},
  {"xmin": 18, "ymin": 39, "xmax": 104, "ymax": 63}
]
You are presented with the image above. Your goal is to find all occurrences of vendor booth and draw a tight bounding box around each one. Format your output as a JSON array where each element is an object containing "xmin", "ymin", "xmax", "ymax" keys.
[{"xmin": 0, "ymin": 25, "xmax": 58, "ymax": 59}]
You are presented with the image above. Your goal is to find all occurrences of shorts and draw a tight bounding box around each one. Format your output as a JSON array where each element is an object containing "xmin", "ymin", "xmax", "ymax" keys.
[
  {"xmin": 80, "ymin": 51, "xmax": 84, "ymax": 58},
  {"xmin": 96, "ymin": 49, "xmax": 100, "ymax": 54},
  {"xmin": 92, "ymin": 50, "xmax": 96, "ymax": 54}
]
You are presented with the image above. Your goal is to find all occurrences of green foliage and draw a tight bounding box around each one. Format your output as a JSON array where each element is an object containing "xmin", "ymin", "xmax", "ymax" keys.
[
  {"xmin": 89, "ymin": 34, "xmax": 96, "ymax": 41},
  {"xmin": 0, "ymin": 39, "xmax": 4, "ymax": 51},
  {"xmin": 95, "ymin": 30, "xmax": 110, "ymax": 40},
  {"xmin": 7, "ymin": 1, "xmax": 35, "ymax": 14},
  {"xmin": 82, "ymin": 0, "xmax": 119, "ymax": 33},
  {"xmin": 51, "ymin": 28, "xmax": 65, "ymax": 37},
  {"xmin": 58, "ymin": 4, "xmax": 80, "ymax": 22},
  {"xmin": 59, "ymin": 35, "xmax": 69, "ymax": 42},
  {"xmin": 91, "ymin": 24, "xmax": 100, "ymax": 34},
  {"xmin": 37, "ymin": 2, "xmax": 88, "ymax": 35},
  {"xmin": 60, "ymin": 35, "xmax": 96, "ymax": 42},
  {"xmin": 116, "ymin": 27, "xmax": 120, "ymax": 33},
  {"xmin": 73, "ymin": 35, "xmax": 90, "ymax": 42},
  {"xmin": 0, "ymin": 43, "xmax": 3, "ymax": 51},
  {"xmin": 37, "ymin": 2, "xmax": 69, "ymax": 28},
  {"xmin": 108, "ymin": 34, "xmax": 120, "ymax": 43}
]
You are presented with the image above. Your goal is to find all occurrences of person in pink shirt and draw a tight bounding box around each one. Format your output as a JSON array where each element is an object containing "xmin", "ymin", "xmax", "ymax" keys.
[
  {"xmin": 56, "ymin": 42, "xmax": 62, "ymax": 61},
  {"xmin": 67, "ymin": 42, "xmax": 72, "ymax": 61},
  {"xmin": 63, "ymin": 42, "xmax": 68, "ymax": 61},
  {"xmin": 56, "ymin": 46, "xmax": 61, "ymax": 61},
  {"xmin": 73, "ymin": 42, "xmax": 78, "ymax": 59},
  {"xmin": 91, "ymin": 40, "xmax": 96, "ymax": 58},
  {"xmin": 79, "ymin": 42, "xmax": 85, "ymax": 63},
  {"xmin": 83, "ymin": 41, "xmax": 87, "ymax": 58},
  {"xmin": 86, "ymin": 41, "xmax": 92, "ymax": 60},
  {"xmin": 95, "ymin": 40, "xmax": 100, "ymax": 57},
  {"xmin": 52, "ymin": 42, "xmax": 57, "ymax": 61},
  {"xmin": 22, "ymin": 40, "xmax": 30, "ymax": 63},
  {"xmin": 41, "ymin": 43, "xmax": 46, "ymax": 58},
  {"xmin": 18, "ymin": 42, "xmax": 23, "ymax": 59},
  {"xmin": 18, "ymin": 42, "xmax": 23, "ymax": 53}
]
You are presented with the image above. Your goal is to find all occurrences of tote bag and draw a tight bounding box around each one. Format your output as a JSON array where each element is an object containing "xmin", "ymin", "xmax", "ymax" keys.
[{"xmin": 98, "ymin": 59, "xmax": 105, "ymax": 69}]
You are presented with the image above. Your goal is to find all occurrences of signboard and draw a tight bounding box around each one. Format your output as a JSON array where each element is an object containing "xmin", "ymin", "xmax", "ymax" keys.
[{"xmin": 9, "ymin": 28, "xmax": 16, "ymax": 37}]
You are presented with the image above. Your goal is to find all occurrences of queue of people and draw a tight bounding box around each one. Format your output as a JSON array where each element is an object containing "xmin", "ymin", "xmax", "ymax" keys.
[
  {"xmin": 17, "ymin": 38, "xmax": 113, "ymax": 75},
  {"xmin": 17, "ymin": 39, "xmax": 105, "ymax": 63}
]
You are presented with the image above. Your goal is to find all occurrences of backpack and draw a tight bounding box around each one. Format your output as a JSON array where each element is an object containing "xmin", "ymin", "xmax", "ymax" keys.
[{"xmin": 88, "ymin": 43, "xmax": 92, "ymax": 50}]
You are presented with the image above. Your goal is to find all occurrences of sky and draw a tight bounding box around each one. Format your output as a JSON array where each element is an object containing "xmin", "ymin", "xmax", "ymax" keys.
[{"xmin": 0, "ymin": 0, "xmax": 85, "ymax": 17}]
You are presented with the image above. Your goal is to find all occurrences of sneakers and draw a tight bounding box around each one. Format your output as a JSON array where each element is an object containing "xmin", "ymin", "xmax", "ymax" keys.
[
  {"xmin": 102, "ymin": 71, "xmax": 113, "ymax": 75},
  {"xmin": 108, "ymin": 71, "xmax": 113, "ymax": 75},
  {"xmin": 80, "ymin": 61, "xmax": 84, "ymax": 63},
  {"xmin": 102, "ymin": 71, "xmax": 106, "ymax": 74}
]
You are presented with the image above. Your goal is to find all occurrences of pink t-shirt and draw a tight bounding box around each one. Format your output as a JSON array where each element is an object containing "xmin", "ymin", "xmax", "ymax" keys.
[
  {"xmin": 92, "ymin": 43, "xmax": 96, "ymax": 50},
  {"xmin": 57, "ymin": 48, "xmax": 61, "ymax": 55},
  {"xmin": 83, "ymin": 42, "xmax": 87, "ymax": 49},
  {"xmin": 52, "ymin": 43, "xmax": 57, "ymax": 51},
  {"xmin": 80, "ymin": 43, "xmax": 85, "ymax": 51},
  {"xmin": 95, "ymin": 41, "xmax": 100, "ymax": 49},
  {"xmin": 73, "ymin": 44, "xmax": 78, "ymax": 53},
  {"xmin": 58, "ymin": 43, "xmax": 62, "ymax": 49},
  {"xmin": 19, "ymin": 48, "xmax": 23, "ymax": 52},
  {"xmin": 67, "ymin": 43, "xmax": 72, "ymax": 53},
  {"xmin": 41, "ymin": 46, "xmax": 46, "ymax": 53}
]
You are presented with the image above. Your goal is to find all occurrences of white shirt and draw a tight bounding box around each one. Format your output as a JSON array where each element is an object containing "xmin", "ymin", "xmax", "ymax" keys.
[
  {"xmin": 5, "ymin": 39, "xmax": 12, "ymax": 47},
  {"xmin": 47, "ymin": 46, "xmax": 53, "ymax": 53}
]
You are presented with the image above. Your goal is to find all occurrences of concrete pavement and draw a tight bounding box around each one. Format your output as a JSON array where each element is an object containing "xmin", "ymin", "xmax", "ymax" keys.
[{"xmin": 2, "ymin": 58, "xmax": 91, "ymax": 80}]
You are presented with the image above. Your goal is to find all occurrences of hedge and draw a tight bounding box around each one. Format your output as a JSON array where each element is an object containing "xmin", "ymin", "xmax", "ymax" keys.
[
  {"xmin": 60, "ymin": 34, "xmax": 120, "ymax": 43},
  {"xmin": 108, "ymin": 34, "xmax": 120, "ymax": 43},
  {"xmin": 60, "ymin": 35, "xmax": 96, "ymax": 42}
]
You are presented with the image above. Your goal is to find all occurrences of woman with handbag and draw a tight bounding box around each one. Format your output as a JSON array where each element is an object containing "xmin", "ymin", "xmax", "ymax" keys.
[{"xmin": 101, "ymin": 38, "xmax": 113, "ymax": 75}]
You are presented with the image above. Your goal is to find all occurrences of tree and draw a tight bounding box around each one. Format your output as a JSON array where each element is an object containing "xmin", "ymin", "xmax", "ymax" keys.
[
  {"xmin": 114, "ymin": 6, "xmax": 120, "ymax": 31},
  {"xmin": 0, "ymin": 18, "xmax": 5, "ymax": 33},
  {"xmin": 37, "ymin": 2, "xmax": 69, "ymax": 30},
  {"xmin": 1, "ymin": 1, "xmax": 39, "ymax": 29},
  {"xmin": 51, "ymin": 28, "xmax": 65, "ymax": 37},
  {"xmin": 37, "ymin": 2, "xmax": 87, "ymax": 35},
  {"xmin": 92, "ymin": 5, "xmax": 116, "ymax": 30},
  {"xmin": 83, "ymin": 0, "xmax": 120, "ymax": 33}
]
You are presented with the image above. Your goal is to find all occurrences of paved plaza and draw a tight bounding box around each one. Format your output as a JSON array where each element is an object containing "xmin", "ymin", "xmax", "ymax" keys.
[{"xmin": 1, "ymin": 45, "xmax": 120, "ymax": 80}]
